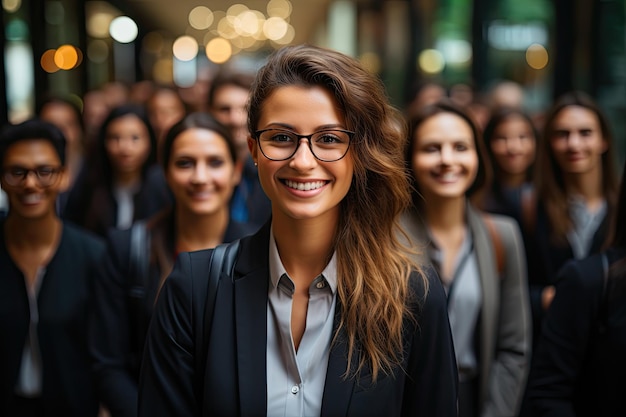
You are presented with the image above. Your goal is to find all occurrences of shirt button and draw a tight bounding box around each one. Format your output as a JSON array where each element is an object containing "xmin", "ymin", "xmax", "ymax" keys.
[
  {"xmin": 291, "ymin": 385, "xmax": 299, "ymax": 394},
  {"xmin": 316, "ymin": 281, "xmax": 325, "ymax": 289}
]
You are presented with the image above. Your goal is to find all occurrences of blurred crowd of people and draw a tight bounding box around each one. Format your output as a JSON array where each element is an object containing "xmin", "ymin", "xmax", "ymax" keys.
[{"xmin": 0, "ymin": 50, "xmax": 625, "ymax": 417}]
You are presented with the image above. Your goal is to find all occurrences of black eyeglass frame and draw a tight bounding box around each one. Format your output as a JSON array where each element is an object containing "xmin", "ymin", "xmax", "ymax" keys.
[
  {"xmin": 253, "ymin": 128, "xmax": 355, "ymax": 162},
  {"xmin": 1, "ymin": 166, "xmax": 63, "ymax": 187}
]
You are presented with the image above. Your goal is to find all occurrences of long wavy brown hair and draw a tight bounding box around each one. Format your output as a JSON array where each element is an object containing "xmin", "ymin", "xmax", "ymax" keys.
[
  {"xmin": 248, "ymin": 44, "xmax": 424, "ymax": 381},
  {"xmin": 536, "ymin": 91, "xmax": 618, "ymax": 243}
]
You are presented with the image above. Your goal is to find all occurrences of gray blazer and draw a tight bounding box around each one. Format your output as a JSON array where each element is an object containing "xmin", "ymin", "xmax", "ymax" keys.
[{"xmin": 400, "ymin": 203, "xmax": 531, "ymax": 417}]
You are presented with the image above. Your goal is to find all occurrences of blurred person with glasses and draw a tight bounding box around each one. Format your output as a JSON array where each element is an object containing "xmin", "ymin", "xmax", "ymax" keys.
[{"xmin": 0, "ymin": 119, "xmax": 105, "ymax": 417}]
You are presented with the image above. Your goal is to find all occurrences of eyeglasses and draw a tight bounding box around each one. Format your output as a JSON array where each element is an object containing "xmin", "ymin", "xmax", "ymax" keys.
[
  {"xmin": 254, "ymin": 128, "xmax": 354, "ymax": 162},
  {"xmin": 2, "ymin": 166, "xmax": 62, "ymax": 187}
]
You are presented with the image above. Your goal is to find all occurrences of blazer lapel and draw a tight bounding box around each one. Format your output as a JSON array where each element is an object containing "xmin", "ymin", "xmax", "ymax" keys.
[
  {"xmin": 467, "ymin": 206, "xmax": 497, "ymax": 397},
  {"xmin": 234, "ymin": 223, "xmax": 270, "ymax": 417},
  {"xmin": 321, "ymin": 302, "xmax": 356, "ymax": 417}
]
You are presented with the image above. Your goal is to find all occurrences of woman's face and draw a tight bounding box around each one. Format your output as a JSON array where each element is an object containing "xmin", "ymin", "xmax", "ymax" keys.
[
  {"xmin": 166, "ymin": 128, "xmax": 241, "ymax": 216},
  {"xmin": 549, "ymin": 105, "xmax": 607, "ymax": 176},
  {"xmin": 490, "ymin": 114, "xmax": 536, "ymax": 176},
  {"xmin": 104, "ymin": 114, "xmax": 152, "ymax": 177},
  {"xmin": 248, "ymin": 85, "xmax": 354, "ymax": 224},
  {"xmin": 148, "ymin": 91, "xmax": 186, "ymax": 141},
  {"xmin": 411, "ymin": 112, "xmax": 478, "ymax": 200}
]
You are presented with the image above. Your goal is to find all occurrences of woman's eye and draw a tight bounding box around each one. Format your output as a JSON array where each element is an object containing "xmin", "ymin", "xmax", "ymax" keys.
[
  {"xmin": 209, "ymin": 159, "xmax": 225, "ymax": 168},
  {"xmin": 316, "ymin": 134, "xmax": 342, "ymax": 144},
  {"xmin": 455, "ymin": 143, "xmax": 469, "ymax": 151},
  {"xmin": 175, "ymin": 160, "xmax": 194, "ymax": 169},
  {"xmin": 421, "ymin": 145, "xmax": 439, "ymax": 153},
  {"xmin": 271, "ymin": 133, "xmax": 294, "ymax": 143}
]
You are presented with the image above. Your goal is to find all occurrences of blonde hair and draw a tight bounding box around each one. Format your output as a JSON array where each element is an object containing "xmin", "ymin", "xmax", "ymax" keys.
[{"xmin": 248, "ymin": 44, "xmax": 425, "ymax": 380}]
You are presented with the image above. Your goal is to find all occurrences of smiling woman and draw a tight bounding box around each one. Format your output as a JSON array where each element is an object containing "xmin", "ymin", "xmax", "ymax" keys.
[
  {"xmin": 138, "ymin": 44, "xmax": 459, "ymax": 417},
  {"xmin": 401, "ymin": 100, "xmax": 531, "ymax": 417},
  {"xmin": 62, "ymin": 105, "xmax": 172, "ymax": 237},
  {"xmin": 90, "ymin": 112, "xmax": 255, "ymax": 417}
]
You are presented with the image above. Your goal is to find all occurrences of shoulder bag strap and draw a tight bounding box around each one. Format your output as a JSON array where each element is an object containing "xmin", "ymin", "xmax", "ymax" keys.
[
  {"xmin": 129, "ymin": 220, "xmax": 149, "ymax": 294},
  {"xmin": 128, "ymin": 220, "xmax": 150, "ymax": 358},
  {"xmin": 193, "ymin": 239, "xmax": 241, "ymax": 408},
  {"xmin": 482, "ymin": 214, "xmax": 506, "ymax": 277}
]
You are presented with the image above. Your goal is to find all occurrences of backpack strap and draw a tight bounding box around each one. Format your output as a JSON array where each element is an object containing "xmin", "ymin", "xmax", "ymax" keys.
[
  {"xmin": 192, "ymin": 239, "xmax": 241, "ymax": 409},
  {"xmin": 482, "ymin": 214, "xmax": 505, "ymax": 277},
  {"xmin": 129, "ymin": 220, "xmax": 149, "ymax": 294},
  {"xmin": 128, "ymin": 220, "xmax": 150, "ymax": 358}
]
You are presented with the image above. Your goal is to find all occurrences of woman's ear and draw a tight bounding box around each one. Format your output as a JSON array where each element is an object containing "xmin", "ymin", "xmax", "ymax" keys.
[{"xmin": 247, "ymin": 136, "xmax": 258, "ymax": 165}]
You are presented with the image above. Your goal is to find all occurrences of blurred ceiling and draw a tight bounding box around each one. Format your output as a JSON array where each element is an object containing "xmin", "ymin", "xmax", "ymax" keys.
[{"xmin": 121, "ymin": 0, "xmax": 331, "ymax": 45}]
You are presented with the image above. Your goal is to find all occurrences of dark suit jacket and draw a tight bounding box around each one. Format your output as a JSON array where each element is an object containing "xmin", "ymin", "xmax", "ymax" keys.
[
  {"xmin": 138, "ymin": 223, "xmax": 458, "ymax": 417},
  {"xmin": 527, "ymin": 247, "xmax": 626, "ymax": 416},
  {"xmin": 0, "ymin": 221, "xmax": 105, "ymax": 416},
  {"xmin": 63, "ymin": 165, "xmax": 173, "ymax": 237},
  {"xmin": 507, "ymin": 190, "xmax": 611, "ymax": 344},
  {"xmin": 90, "ymin": 213, "xmax": 256, "ymax": 417}
]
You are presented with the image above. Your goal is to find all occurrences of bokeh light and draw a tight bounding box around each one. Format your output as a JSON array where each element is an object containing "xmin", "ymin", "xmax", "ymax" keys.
[
  {"xmin": 2, "ymin": 0, "xmax": 21, "ymax": 13},
  {"xmin": 264, "ymin": 17, "xmax": 288, "ymax": 40},
  {"xmin": 526, "ymin": 43, "xmax": 549, "ymax": 69},
  {"xmin": 87, "ymin": 12, "xmax": 114, "ymax": 38},
  {"xmin": 205, "ymin": 38, "xmax": 232, "ymax": 64},
  {"xmin": 267, "ymin": 0, "xmax": 292, "ymax": 19},
  {"xmin": 41, "ymin": 49, "xmax": 59, "ymax": 73},
  {"xmin": 189, "ymin": 6, "xmax": 213, "ymax": 30},
  {"xmin": 418, "ymin": 49, "xmax": 445, "ymax": 74},
  {"xmin": 54, "ymin": 45, "xmax": 79, "ymax": 70},
  {"xmin": 109, "ymin": 16, "xmax": 138, "ymax": 43},
  {"xmin": 173, "ymin": 36, "xmax": 198, "ymax": 61}
]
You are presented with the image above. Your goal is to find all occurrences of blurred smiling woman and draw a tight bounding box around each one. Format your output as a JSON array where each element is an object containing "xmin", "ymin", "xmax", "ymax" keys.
[{"xmin": 90, "ymin": 112, "xmax": 254, "ymax": 417}]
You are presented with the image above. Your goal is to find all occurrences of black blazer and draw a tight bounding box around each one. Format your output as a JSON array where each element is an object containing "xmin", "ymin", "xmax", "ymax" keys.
[
  {"xmin": 63, "ymin": 165, "xmax": 173, "ymax": 237},
  {"xmin": 508, "ymin": 191, "xmax": 611, "ymax": 343},
  {"xmin": 527, "ymin": 247, "xmax": 626, "ymax": 416},
  {"xmin": 0, "ymin": 221, "xmax": 105, "ymax": 416},
  {"xmin": 90, "ymin": 215, "xmax": 256, "ymax": 417},
  {"xmin": 138, "ymin": 223, "xmax": 459, "ymax": 417}
]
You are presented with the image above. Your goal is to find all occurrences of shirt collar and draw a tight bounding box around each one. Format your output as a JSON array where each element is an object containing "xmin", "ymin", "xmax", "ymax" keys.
[{"xmin": 268, "ymin": 226, "xmax": 338, "ymax": 294}]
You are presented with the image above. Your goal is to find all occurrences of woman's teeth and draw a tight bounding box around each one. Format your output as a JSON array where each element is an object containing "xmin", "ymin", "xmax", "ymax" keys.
[{"xmin": 284, "ymin": 180, "xmax": 325, "ymax": 191}]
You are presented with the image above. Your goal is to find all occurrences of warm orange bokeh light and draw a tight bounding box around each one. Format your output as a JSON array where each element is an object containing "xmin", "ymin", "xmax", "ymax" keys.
[
  {"xmin": 54, "ymin": 45, "xmax": 79, "ymax": 70},
  {"xmin": 41, "ymin": 49, "xmax": 59, "ymax": 73}
]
